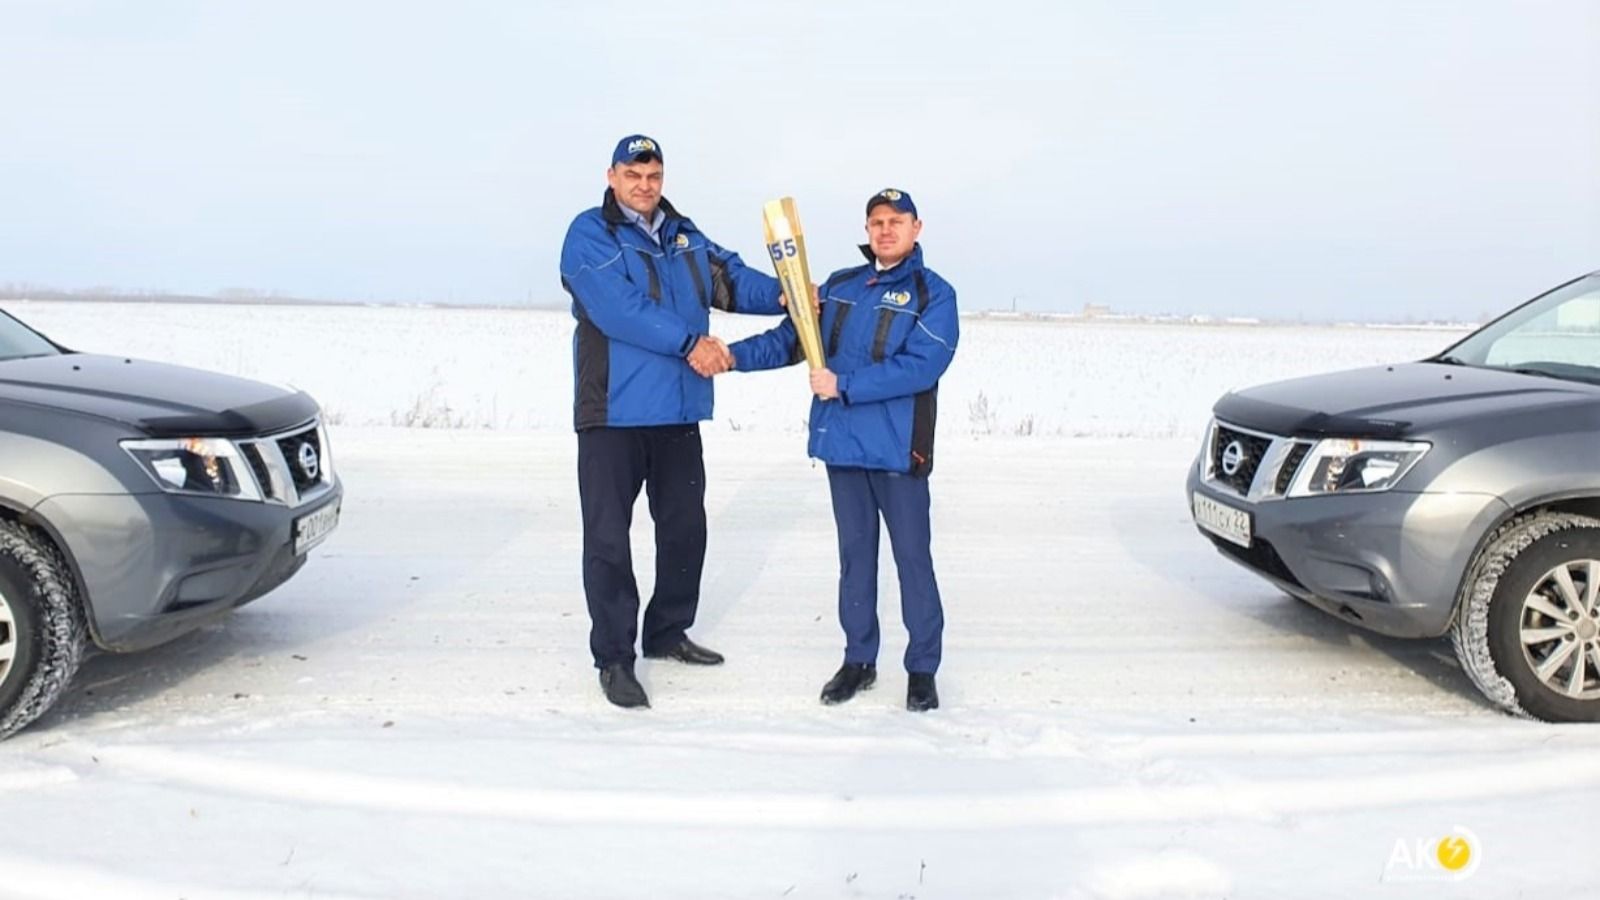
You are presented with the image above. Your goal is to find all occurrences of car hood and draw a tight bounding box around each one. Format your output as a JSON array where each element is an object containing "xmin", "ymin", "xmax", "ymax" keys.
[
  {"xmin": 0, "ymin": 353, "xmax": 319, "ymax": 437},
  {"xmin": 1213, "ymin": 362, "xmax": 1600, "ymax": 438}
]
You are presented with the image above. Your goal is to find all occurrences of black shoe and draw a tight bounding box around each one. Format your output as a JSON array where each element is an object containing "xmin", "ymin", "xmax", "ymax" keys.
[
  {"xmin": 820, "ymin": 663, "xmax": 877, "ymax": 705},
  {"xmin": 644, "ymin": 637, "xmax": 725, "ymax": 666},
  {"xmin": 599, "ymin": 662, "xmax": 650, "ymax": 709},
  {"xmin": 907, "ymin": 673, "xmax": 939, "ymax": 712}
]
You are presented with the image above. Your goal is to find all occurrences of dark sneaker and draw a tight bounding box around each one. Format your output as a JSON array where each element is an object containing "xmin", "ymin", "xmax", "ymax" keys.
[
  {"xmin": 906, "ymin": 673, "xmax": 939, "ymax": 712},
  {"xmin": 820, "ymin": 663, "xmax": 877, "ymax": 705},
  {"xmin": 643, "ymin": 638, "xmax": 725, "ymax": 666},
  {"xmin": 599, "ymin": 662, "xmax": 650, "ymax": 709}
]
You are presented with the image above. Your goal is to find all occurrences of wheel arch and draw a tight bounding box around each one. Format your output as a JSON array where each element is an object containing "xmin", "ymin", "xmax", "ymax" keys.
[
  {"xmin": 0, "ymin": 499, "xmax": 104, "ymax": 649},
  {"xmin": 1448, "ymin": 492, "xmax": 1600, "ymax": 627}
]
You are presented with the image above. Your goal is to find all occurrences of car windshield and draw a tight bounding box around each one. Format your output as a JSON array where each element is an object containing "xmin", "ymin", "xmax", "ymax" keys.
[
  {"xmin": 0, "ymin": 310, "xmax": 60, "ymax": 362},
  {"xmin": 1438, "ymin": 274, "xmax": 1600, "ymax": 384}
]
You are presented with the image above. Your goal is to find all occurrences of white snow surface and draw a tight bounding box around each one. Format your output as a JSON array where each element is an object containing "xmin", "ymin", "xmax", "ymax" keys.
[{"xmin": 3, "ymin": 302, "xmax": 1592, "ymax": 899}]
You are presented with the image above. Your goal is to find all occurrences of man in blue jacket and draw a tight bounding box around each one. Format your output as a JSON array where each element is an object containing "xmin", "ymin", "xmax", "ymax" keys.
[
  {"xmin": 559, "ymin": 134, "xmax": 788, "ymax": 709},
  {"xmin": 727, "ymin": 189, "xmax": 958, "ymax": 712}
]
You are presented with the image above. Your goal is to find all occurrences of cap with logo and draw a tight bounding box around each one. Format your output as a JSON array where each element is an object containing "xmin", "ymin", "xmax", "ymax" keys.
[
  {"xmin": 612, "ymin": 134, "xmax": 664, "ymax": 166},
  {"xmin": 866, "ymin": 188, "xmax": 917, "ymax": 219}
]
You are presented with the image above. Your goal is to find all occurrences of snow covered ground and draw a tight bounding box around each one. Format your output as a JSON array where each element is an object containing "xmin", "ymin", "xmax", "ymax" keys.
[
  {"xmin": 3, "ymin": 302, "xmax": 1593, "ymax": 899},
  {"xmin": 8, "ymin": 300, "xmax": 1468, "ymax": 437}
]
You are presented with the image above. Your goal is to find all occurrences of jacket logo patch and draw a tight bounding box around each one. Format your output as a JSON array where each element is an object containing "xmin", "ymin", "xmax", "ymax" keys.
[
  {"xmin": 883, "ymin": 290, "xmax": 912, "ymax": 306},
  {"xmin": 674, "ymin": 234, "xmax": 689, "ymax": 249}
]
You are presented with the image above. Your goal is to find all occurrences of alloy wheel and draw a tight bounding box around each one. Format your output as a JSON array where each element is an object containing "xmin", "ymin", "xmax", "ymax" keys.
[
  {"xmin": 0, "ymin": 589, "xmax": 15, "ymax": 690},
  {"xmin": 1519, "ymin": 559, "xmax": 1600, "ymax": 700}
]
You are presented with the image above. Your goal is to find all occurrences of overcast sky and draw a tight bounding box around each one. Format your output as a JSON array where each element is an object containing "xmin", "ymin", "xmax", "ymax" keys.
[{"xmin": 0, "ymin": 1, "xmax": 1596, "ymax": 320}]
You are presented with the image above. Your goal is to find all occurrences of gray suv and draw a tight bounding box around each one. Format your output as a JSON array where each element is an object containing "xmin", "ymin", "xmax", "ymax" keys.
[
  {"xmin": 0, "ymin": 308, "xmax": 341, "ymax": 738},
  {"xmin": 1189, "ymin": 271, "xmax": 1600, "ymax": 722}
]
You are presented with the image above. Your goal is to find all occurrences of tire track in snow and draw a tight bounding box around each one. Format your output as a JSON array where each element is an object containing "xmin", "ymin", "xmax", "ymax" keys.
[{"xmin": 57, "ymin": 739, "xmax": 1600, "ymax": 830}]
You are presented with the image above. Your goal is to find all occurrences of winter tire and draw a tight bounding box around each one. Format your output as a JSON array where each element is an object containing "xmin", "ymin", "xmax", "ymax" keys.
[
  {"xmin": 1452, "ymin": 511, "xmax": 1600, "ymax": 722},
  {"xmin": 0, "ymin": 520, "xmax": 87, "ymax": 739}
]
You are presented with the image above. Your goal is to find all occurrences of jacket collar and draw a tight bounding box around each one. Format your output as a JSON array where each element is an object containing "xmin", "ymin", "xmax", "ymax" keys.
[
  {"xmin": 602, "ymin": 189, "xmax": 685, "ymax": 227},
  {"xmin": 857, "ymin": 243, "xmax": 924, "ymax": 283}
]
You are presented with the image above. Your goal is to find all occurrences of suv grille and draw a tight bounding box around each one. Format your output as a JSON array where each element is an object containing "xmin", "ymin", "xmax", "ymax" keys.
[
  {"xmin": 233, "ymin": 419, "xmax": 331, "ymax": 507},
  {"xmin": 1211, "ymin": 425, "xmax": 1271, "ymax": 495},
  {"xmin": 1275, "ymin": 442, "xmax": 1311, "ymax": 494},
  {"xmin": 276, "ymin": 427, "xmax": 324, "ymax": 493},
  {"xmin": 241, "ymin": 444, "xmax": 280, "ymax": 502}
]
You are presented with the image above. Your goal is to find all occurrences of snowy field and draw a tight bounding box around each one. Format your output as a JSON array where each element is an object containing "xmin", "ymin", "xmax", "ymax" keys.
[
  {"xmin": 5, "ymin": 302, "xmax": 1597, "ymax": 899},
  {"xmin": 7, "ymin": 300, "xmax": 1467, "ymax": 437}
]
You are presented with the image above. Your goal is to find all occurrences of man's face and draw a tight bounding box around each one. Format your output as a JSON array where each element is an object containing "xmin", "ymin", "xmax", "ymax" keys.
[
  {"xmin": 607, "ymin": 158, "xmax": 664, "ymax": 217},
  {"xmin": 866, "ymin": 204, "xmax": 922, "ymax": 265}
]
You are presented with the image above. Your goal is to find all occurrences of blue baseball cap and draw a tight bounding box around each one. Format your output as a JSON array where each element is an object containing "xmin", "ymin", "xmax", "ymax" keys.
[
  {"xmin": 866, "ymin": 188, "xmax": 917, "ymax": 219},
  {"xmin": 611, "ymin": 134, "xmax": 663, "ymax": 166}
]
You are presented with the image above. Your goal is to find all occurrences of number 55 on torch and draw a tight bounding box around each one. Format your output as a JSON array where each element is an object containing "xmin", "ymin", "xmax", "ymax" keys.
[{"xmin": 762, "ymin": 197, "xmax": 825, "ymax": 370}]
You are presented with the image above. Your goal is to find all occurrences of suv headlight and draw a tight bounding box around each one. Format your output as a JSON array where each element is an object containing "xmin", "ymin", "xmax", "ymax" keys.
[
  {"xmin": 121, "ymin": 437, "xmax": 263, "ymax": 501},
  {"xmin": 1286, "ymin": 439, "xmax": 1430, "ymax": 497}
]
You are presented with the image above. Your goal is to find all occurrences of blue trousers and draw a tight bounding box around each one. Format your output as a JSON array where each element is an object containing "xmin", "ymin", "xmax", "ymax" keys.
[
  {"xmin": 578, "ymin": 425, "xmax": 707, "ymax": 668},
  {"xmin": 827, "ymin": 466, "xmax": 943, "ymax": 674}
]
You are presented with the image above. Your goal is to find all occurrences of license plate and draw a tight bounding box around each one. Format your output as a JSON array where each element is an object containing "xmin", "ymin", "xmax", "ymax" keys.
[
  {"xmin": 1192, "ymin": 492, "xmax": 1251, "ymax": 548},
  {"xmin": 294, "ymin": 502, "xmax": 340, "ymax": 555}
]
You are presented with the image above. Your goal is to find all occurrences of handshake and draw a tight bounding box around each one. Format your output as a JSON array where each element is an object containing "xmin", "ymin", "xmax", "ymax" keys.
[
  {"xmin": 687, "ymin": 336, "xmax": 734, "ymax": 377},
  {"xmin": 686, "ymin": 285, "xmax": 823, "ymax": 380},
  {"xmin": 686, "ymin": 335, "xmax": 840, "ymax": 400}
]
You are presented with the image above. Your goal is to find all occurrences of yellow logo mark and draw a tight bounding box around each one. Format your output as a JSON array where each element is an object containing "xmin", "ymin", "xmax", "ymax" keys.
[
  {"xmin": 674, "ymin": 234, "xmax": 689, "ymax": 249},
  {"xmin": 1385, "ymin": 827, "xmax": 1478, "ymax": 882},
  {"xmin": 883, "ymin": 290, "xmax": 911, "ymax": 306},
  {"xmin": 1436, "ymin": 836, "xmax": 1473, "ymax": 872},
  {"xmin": 879, "ymin": 189, "xmax": 902, "ymax": 201},
  {"xmin": 628, "ymin": 138, "xmax": 657, "ymax": 154}
]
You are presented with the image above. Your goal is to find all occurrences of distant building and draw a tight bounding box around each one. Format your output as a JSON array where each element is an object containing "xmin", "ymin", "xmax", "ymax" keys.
[{"xmin": 1082, "ymin": 303, "xmax": 1111, "ymax": 318}]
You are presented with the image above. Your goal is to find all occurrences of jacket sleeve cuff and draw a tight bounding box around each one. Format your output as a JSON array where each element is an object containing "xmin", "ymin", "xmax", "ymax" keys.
[
  {"xmin": 836, "ymin": 372, "xmax": 853, "ymax": 405},
  {"xmin": 679, "ymin": 333, "xmax": 701, "ymax": 357}
]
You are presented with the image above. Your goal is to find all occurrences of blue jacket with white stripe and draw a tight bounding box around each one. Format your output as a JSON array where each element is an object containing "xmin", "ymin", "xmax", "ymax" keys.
[
  {"xmin": 560, "ymin": 190, "xmax": 784, "ymax": 430},
  {"xmin": 730, "ymin": 244, "xmax": 958, "ymax": 475}
]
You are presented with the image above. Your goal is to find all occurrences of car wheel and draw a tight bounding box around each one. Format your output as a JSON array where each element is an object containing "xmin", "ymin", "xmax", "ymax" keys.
[
  {"xmin": 1452, "ymin": 511, "xmax": 1600, "ymax": 722},
  {"xmin": 0, "ymin": 520, "xmax": 87, "ymax": 739}
]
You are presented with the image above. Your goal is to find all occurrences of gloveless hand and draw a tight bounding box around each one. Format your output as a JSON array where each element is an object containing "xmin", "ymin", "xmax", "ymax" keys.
[
  {"xmin": 688, "ymin": 336, "xmax": 733, "ymax": 377},
  {"xmin": 810, "ymin": 366, "xmax": 838, "ymax": 400},
  {"xmin": 778, "ymin": 283, "xmax": 823, "ymax": 317}
]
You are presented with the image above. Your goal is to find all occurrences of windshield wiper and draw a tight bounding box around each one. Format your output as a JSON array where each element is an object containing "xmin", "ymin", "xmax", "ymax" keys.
[
  {"xmin": 1430, "ymin": 354, "xmax": 1472, "ymax": 366},
  {"xmin": 1505, "ymin": 366, "xmax": 1600, "ymax": 386}
]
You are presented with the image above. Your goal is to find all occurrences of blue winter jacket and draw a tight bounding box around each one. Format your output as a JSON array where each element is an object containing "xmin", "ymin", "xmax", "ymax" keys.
[
  {"xmin": 730, "ymin": 244, "xmax": 958, "ymax": 475},
  {"xmin": 560, "ymin": 190, "xmax": 785, "ymax": 430}
]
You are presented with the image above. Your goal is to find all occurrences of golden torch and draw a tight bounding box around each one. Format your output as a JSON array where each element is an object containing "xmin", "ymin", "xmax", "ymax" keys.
[{"xmin": 762, "ymin": 197, "xmax": 825, "ymax": 369}]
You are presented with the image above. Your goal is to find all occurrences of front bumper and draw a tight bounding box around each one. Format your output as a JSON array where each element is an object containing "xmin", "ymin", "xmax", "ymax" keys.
[
  {"xmin": 33, "ymin": 478, "xmax": 342, "ymax": 652},
  {"xmin": 1186, "ymin": 460, "xmax": 1506, "ymax": 638}
]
